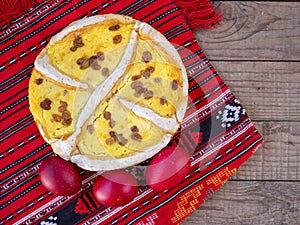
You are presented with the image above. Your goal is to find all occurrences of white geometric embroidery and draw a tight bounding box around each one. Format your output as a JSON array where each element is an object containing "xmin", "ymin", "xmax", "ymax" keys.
[
  {"xmin": 40, "ymin": 216, "xmax": 57, "ymax": 225},
  {"xmin": 216, "ymin": 99, "xmax": 246, "ymax": 128}
]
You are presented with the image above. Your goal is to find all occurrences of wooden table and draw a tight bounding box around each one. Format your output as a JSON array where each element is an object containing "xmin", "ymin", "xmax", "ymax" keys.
[{"xmin": 182, "ymin": 1, "xmax": 300, "ymax": 224}]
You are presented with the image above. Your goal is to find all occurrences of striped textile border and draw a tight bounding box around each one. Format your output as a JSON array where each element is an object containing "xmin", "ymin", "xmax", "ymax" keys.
[{"xmin": 0, "ymin": 0, "xmax": 263, "ymax": 224}]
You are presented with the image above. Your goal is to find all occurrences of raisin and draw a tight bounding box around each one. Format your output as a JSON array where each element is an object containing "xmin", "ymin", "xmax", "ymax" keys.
[
  {"xmin": 142, "ymin": 51, "xmax": 152, "ymax": 63},
  {"xmin": 80, "ymin": 59, "xmax": 89, "ymax": 69},
  {"xmin": 171, "ymin": 80, "xmax": 178, "ymax": 90},
  {"xmin": 90, "ymin": 60, "xmax": 101, "ymax": 70},
  {"xmin": 40, "ymin": 98, "xmax": 52, "ymax": 110},
  {"xmin": 87, "ymin": 125, "xmax": 94, "ymax": 134},
  {"xmin": 76, "ymin": 58, "xmax": 85, "ymax": 65},
  {"xmin": 160, "ymin": 96, "xmax": 167, "ymax": 105},
  {"xmin": 113, "ymin": 34, "xmax": 122, "ymax": 44},
  {"xmin": 62, "ymin": 118, "xmax": 72, "ymax": 126},
  {"xmin": 131, "ymin": 75, "xmax": 142, "ymax": 81},
  {"xmin": 147, "ymin": 66, "xmax": 155, "ymax": 73},
  {"xmin": 130, "ymin": 126, "xmax": 139, "ymax": 133},
  {"xmin": 58, "ymin": 101, "xmax": 68, "ymax": 112},
  {"xmin": 103, "ymin": 111, "xmax": 111, "ymax": 120},
  {"xmin": 102, "ymin": 67, "xmax": 109, "ymax": 77},
  {"xmin": 130, "ymin": 81, "xmax": 143, "ymax": 89},
  {"xmin": 154, "ymin": 77, "xmax": 162, "ymax": 83},
  {"xmin": 35, "ymin": 78, "xmax": 43, "ymax": 85},
  {"xmin": 135, "ymin": 86, "xmax": 146, "ymax": 95},
  {"xmin": 70, "ymin": 46, "xmax": 77, "ymax": 52},
  {"xmin": 141, "ymin": 69, "xmax": 151, "ymax": 79},
  {"xmin": 60, "ymin": 101, "xmax": 68, "ymax": 107},
  {"xmin": 58, "ymin": 105, "xmax": 66, "ymax": 113},
  {"xmin": 144, "ymin": 90, "xmax": 154, "ymax": 99},
  {"xmin": 109, "ymin": 24, "xmax": 120, "ymax": 31},
  {"xmin": 106, "ymin": 137, "xmax": 115, "ymax": 145},
  {"xmin": 52, "ymin": 114, "xmax": 62, "ymax": 122},
  {"xmin": 96, "ymin": 51, "xmax": 105, "ymax": 61},
  {"xmin": 131, "ymin": 133, "xmax": 142, "ymax": 141},
  {"xmin": 109, "ymin": 119, "xmax": 116, "ymax": 128},
  {"xmin": 117, "ymin": 135, "xmax": 128, "ymax": 146},
  {"xmin": 62, "ymin": 110, "xmax": 71, "ymax": 120},
  {"xmin": 74, "ymin": 35, "xmax": 84, "ymax": 47},
  {"xmin": 109, "ymin": 131, "xmax": 116, "ymax": 137}
]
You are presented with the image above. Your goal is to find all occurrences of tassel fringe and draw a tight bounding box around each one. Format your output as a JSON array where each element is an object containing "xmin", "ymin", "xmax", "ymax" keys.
[
  {"xmin": 0, "ymin": 0, "xmax": 222, "ymax": 29},
  {"xmin": 0, "ymin": 0, "xmax": 43, "ymax": 28},
  {"xmin": 174, "ymin": 0, "xmax": 223, "ymax": 29}
]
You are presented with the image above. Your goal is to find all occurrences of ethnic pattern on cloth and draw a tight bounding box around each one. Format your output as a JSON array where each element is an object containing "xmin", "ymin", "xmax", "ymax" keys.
[{"xmin": 0, "ymin": 0, "xmax": 263, "ymax": 224}]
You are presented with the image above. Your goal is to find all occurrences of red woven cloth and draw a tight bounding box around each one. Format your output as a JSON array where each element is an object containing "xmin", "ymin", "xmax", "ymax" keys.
[{"xmin": 0, "ymin": 0, "xmax": 263, "ymax": 224}]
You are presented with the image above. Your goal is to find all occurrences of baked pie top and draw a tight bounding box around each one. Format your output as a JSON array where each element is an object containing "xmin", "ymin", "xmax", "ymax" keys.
[{"xmin": 29, "ymin": 14, "xmax": 188, "ymax": 171}]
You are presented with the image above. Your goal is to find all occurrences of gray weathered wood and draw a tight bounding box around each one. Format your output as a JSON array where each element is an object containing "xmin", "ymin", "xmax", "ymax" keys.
[
  {"xmin": 211, "ymin": 61, "xmax": 300, "ymax": 121},
  {"xmin": 182, "ymin": 1, "xmax": 300, "ymax": 225},
  {"xmin": 232, "ymin": 121, "xmax": 300, "ymax": 181},
  {"xmin": 181, "ymin": 181, "xmax": 300, "ymax": 225},
  {"xmin": 183, "ymin": 1, "xmax": 300, "ymax": 224},
  {"xmin": 194, "ymin": 1, "xmax": 300, "ymax": 61}
]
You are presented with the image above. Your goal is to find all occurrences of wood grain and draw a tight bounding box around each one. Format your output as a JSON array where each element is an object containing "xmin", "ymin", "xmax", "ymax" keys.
[
  {"xmin": 211, "ymin": 61, "xmax": 300, "ymax": 121},
  {"xmin": 182, "ymin": 1, "xmax": 300, "ymax": 224},
  {"xmin": 194, "ymin": 1, "xmax": 300, "ymax": 61},
  {"xmin": 181, "ymin": 181, "xmax": 300, "ymax": 225},
  {"xmin": 232, "ymin": 121, "xmax": 300, "ymax": 181}
]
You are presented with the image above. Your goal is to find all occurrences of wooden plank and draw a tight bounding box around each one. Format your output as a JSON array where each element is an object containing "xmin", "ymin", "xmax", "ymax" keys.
[
  {"xmin": 194, "ymin": 1, "xmax": 300, "ymax": 61},
  {"xmin": 231, "ymin": 121, "xmax": 300, "ymax": 181},
  {"xmin": 211, "ymin": 61, "xmax": 300, "ymax": 121},
  {"xmin": 181, "ymin": 181, "xmax": 300, "ymax": 225}
]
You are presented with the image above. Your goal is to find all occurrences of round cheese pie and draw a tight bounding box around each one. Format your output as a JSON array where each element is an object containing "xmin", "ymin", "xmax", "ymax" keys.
[{"xmin": 28, "ymin": 14, "xmax": 188, "ymax": 171}]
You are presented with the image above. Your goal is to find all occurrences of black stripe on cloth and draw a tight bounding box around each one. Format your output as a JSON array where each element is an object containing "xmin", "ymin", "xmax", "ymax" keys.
[
  {"xmin": 210, "ymin": 128, "xmax": 260, "ymax": 165},
  {"xmin": 125, "ymin": 137, "xmax": 263, "ymax": 225},
  {"xmin": 177, "ymin": 38, "xmax": 199, "ymax": 50},
  {"xmin": 0, "ymin": 71, "xmax": 31, "ymax": 94},
  {"xmin": 0, "ymin": 131, "xmax": 38, "ymax": 156},
  {"xmin": 188, "ymin": 71, "xmax": 217, "ymax": 93},
  {"xmin": 187, "ymin": 82, "xmax": 226, "ymax": 109},
  {"xmin": 0, "ymin": 143, "xmax": 49, "ymax": 175},
  {"xmin": 1, "ymin": 190, "xmax": 50, "ymax": 223},
  {"xmin": 0, "ymin": 0, "xmax": 50, "ymax": 34},
  {"xmin": 166, "ymin": 27, "xmax": 190, "ymax": 40},
  {"xmin": 0, "ymin": 96, "xmax": 28, "ymax": 117},
  {"xmin": 0, "ymin": 0, "xmax": 89, "ymax": 55},
  {"xmin": 148, "ymin": 8, "xmax": 180, "ymax": 26},
  {"xmin": 0, "ymin": 181, "xmax": 41, "ymax": 210},
  {"xmin": 0, "ymin": 41, "xmax": 45, "ymax": 73},
  {"xmin": 185, "ymin": 57, "xmax": 208, "ymax": 71},
  {"xmin": 0, "ymin": 114, "xmax": 32, "ymax": 138},
  {"xmin": 188, "ymin": 72, "xmax": 218, "ymax": 93},
  {"xmin": 116, "ymin": 0, "xmax": 146, "ymax": 15},
  {"xmin": 138, "ymin": 2, "xmax": 176, "ymax": 22},
  {"xmin": 181, "ymin": 50, "xmax": 204, "ymax": 63},
  {"xmin": 0, "ymin": 65, "xmax": 33, "ymax": 89},
  {"xmin": 192, "ymin": 118, "xmax": 251, "ymax": 159},
  {"xmin": 0, "ymin": 171, "xmax": 39, "ymax": 199},
  {"xmin": 118, "ymin": 0, "xmax": 155, "ymax": 16},
  {"xmin": 0, "ymin": 87, "xmax": 28, "ymax": 106},
  {"xmin": 163, "ymin": 24, "xmax": 183, "ymax": 36},
  {"xmin": 153, "ymin": 12, "xmax": 182, "ymax": 29},
  {"xmin": 0, "ymin": 0, "xmax": 60, "ymax": 43}
]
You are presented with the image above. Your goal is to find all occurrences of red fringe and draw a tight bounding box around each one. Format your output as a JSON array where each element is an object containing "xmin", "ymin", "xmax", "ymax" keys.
[
  {"xmin": 0, "ymin": 0, "xmax": 222, "ymax": 29},
  {"xmin": 0, "ymin": 0, "xmax": 43, "ymax": 28},
  {"xmin": 174, "ymin": 0, "xmax": 223, "ymax": 29}
]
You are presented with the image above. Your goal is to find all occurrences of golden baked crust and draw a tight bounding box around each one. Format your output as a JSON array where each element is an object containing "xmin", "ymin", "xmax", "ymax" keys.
[{"xmin": 29, "ymin": 14, "xmax": 188, "ymax": 171}]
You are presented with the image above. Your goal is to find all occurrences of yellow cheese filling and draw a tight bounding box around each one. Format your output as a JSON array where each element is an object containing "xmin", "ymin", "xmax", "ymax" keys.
[
  {"xmin": 30, "ymin": 18, "xmax": 185, "ymax": 160},
  {"xmin": 47, "ymin": 21, "xmax": 135, "ymax": 87},
  {"xmin": 29, "ymin": 69, "xmax": 89, "ymax": 139},
  {"xmin": 92, "ymin": 98, "xmax": 166, "ymax": 158}
]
